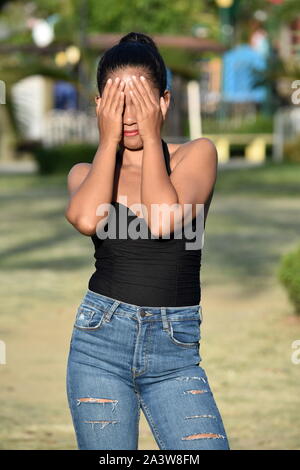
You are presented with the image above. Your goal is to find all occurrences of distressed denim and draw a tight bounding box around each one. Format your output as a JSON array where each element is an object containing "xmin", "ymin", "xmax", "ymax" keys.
[{"xmin": 66, "ymin": 288, "xmax": 230, "ymax": 450}]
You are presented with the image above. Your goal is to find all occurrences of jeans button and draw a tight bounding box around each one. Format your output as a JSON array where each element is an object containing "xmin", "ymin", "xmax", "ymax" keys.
[{"xmin": 139, "ymin": 308, "xmax": 146, "ymax": 317}]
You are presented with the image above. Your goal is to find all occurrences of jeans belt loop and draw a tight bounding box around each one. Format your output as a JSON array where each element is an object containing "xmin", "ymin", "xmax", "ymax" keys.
[
  {"xmin": 104, "ymin": 300, "xmax": 121, "ymax": 322},
  {"xmin": 160, "ymin": 307, "xmax": 169, "ymax": 331}
]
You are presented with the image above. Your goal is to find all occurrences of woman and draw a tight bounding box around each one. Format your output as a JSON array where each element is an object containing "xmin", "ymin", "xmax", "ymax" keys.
[{"xmin": 65, "ymin": 31, "xmax": 230, "ymax": 451}]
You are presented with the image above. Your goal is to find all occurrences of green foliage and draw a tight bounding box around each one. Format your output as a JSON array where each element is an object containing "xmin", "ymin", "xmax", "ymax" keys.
[
  {"xmin": 31, "ymin": 142, "xmax": 97, "ymax": 175},
  {"xmin": 268, "ymin": 0, "xmax": 300, "ymax": 31},
  {"xmin": 278, "ymin": 245, "xmax": 300, "ymax": 316},
  {"xmin": 158, "ymin": 47, "xmax": 202, "ymax": 80},
  {"xmin": 88, "ymin": 0, "xmax": 216, "ymax": 36},
  {"xmin": 203, "ymin": 114, "xmax": 274, "ymax": 134}
]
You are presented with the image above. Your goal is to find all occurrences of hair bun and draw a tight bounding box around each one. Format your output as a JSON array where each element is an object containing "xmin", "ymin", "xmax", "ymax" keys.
[{"xmin": 119, "ymin": 31, "xmax": 158, "ymax": 51}]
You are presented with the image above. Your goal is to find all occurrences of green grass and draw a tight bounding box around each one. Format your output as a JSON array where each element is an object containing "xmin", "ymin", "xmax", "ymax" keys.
[
  {"xmin": 215, "ymin": 161, "xmax": 300, "ymax": 197},
  {"xmin": 0, "ymin": 161, "xmax": 300, "ymax": 449}
]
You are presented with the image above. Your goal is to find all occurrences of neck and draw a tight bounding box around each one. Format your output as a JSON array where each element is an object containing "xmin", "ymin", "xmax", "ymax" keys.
[{"xmin": 117, "ymin": 140, "xmax": 162, "ymax": 171}]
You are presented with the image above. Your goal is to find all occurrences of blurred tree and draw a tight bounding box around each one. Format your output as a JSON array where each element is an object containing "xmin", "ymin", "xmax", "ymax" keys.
[{"xmin": 88, "ymin": 0, "xmax": 216, "ymax": 36}]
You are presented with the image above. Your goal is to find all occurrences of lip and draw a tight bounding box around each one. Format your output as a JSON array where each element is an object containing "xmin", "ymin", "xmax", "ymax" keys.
[{"xmin": 123, "ymin": 130, "xmax": 139, "ymax": 136}]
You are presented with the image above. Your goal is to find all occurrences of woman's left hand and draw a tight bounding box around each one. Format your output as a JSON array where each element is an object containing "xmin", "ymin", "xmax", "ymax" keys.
[{"xmin": 128, "ymin": 75, "xmax": 167, "ymax": 142}]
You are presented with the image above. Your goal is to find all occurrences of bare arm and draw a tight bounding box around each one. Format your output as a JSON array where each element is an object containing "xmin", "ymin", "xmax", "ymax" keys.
[
  {"xmin": 64, "ymin": 140, "xmax": 119, "ymax": 235},
  {"xmin": 140, "ymin": 136, "xmax": 218, "ymax": 237},
  {"xmin": 127, "ymin": 74, "xmax": 217, "ymax": 237},
  {"xmin": 64, "ymin": 77, "xmax": 126, "ymax": 236}
]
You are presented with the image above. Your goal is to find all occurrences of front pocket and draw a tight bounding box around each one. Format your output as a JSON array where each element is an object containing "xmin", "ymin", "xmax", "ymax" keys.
[
  {"xmin": 74, "ymin": 302, "xmax": 106, "ymax": 330},
  {"xmin": 167, "ymin": 318, "xmax": 200, "ymax": 348}
]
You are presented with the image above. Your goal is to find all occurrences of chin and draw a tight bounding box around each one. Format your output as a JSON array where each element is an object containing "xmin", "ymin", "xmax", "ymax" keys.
[{"xmin": 119, "ymin": 135, "xmax": 143, "ymax": 150}]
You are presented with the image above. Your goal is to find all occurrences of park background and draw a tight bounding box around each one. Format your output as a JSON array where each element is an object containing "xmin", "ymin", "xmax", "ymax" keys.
[{"xmin": 0, "ymin": 0, "xmax": 300, "ymax": 449}]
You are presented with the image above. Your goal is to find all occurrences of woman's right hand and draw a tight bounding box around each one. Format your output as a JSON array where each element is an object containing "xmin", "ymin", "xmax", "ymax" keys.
[{"xmin": 95, "ymin": 77, "xmax": 125, "ymax": 145}]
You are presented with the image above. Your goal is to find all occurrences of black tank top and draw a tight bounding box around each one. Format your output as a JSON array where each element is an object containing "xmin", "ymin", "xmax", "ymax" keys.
[{"xmin": 88, "ymin": 138, "xmax": 202, "ymax": 307}]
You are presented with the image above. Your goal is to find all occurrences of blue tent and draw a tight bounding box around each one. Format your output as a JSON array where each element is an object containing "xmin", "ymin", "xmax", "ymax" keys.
[{"xmin": 222, "ymin": 44, "xmax": 267, "ymax": 103}]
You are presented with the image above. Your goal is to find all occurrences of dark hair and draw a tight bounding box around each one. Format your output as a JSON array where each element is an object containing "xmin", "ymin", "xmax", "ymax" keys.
[{"xmin": 96, "ymin": 32, "xmax": 167, "ymax": 97}]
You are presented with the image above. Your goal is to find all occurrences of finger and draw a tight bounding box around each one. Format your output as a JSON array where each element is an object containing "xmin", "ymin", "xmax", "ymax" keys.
[
  {"xmin": 115, "ymin": 87, "xmax": 125, "ymax": 114},
  {"xmin": 129, "ymin": 77, "xmax": 146, "ymax": 110},
  {"xmin": 136, "ymin": 75, "xmax": 153, "ymax": 110},
  {"xmin": 105, "ymin": 76, "xmax": 121, "ymax": 111},
  {"xmin": 129, "ymin": 89, "xmax": 142, "ymax": 115},
  {"xmin": 100, "ymin": 78, "xmax": 112, "ymax": 109},
  {"xmin": 139, "ymin": 75, "xmax": 159, "ymax": 106},
  {"xmin": 105, "ymin": 77, "xmax": 120, "ymax": 110},
  {"xmin": 112, "ymin": 80, "xmax": 125, "ymax": 113},
  {"xmin": 130, "ymin": 76, "xmax": 149, "ymax": 109}
]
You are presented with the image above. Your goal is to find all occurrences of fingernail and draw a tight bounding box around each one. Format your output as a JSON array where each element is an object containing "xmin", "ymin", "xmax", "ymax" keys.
[{"xmin": 140, "ymin": 76, "xmax": 145, "ymax": 81}]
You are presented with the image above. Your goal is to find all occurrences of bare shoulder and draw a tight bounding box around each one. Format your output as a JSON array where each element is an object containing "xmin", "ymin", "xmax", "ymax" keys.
[
  {"xmin": 188, "ymin": 137, "xmax": 218, "ymax": 162},
  {"xmin": 167, "ymin": 137, "xmax": 217, "ymax": 171},
  {"xmin": 67, "ymin": 162, "xmax": 92, "ymax": 196}
]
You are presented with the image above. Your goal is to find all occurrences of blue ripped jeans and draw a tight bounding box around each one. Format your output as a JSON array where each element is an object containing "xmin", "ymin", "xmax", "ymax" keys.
[{"xmin": 66, "ymin": 289, "xmax": 230, "ymax": 450}]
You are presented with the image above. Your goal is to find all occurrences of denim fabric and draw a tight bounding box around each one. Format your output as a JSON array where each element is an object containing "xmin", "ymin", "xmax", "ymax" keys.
[{"xmin": 66, "ymin": 288, "xmax": 230, "ymax": 450}]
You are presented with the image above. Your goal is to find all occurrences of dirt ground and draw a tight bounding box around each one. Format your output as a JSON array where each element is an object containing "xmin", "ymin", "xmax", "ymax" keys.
[{"xmin": 1, "ymin": 166, "xmax": 299, "ymax": 449}]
